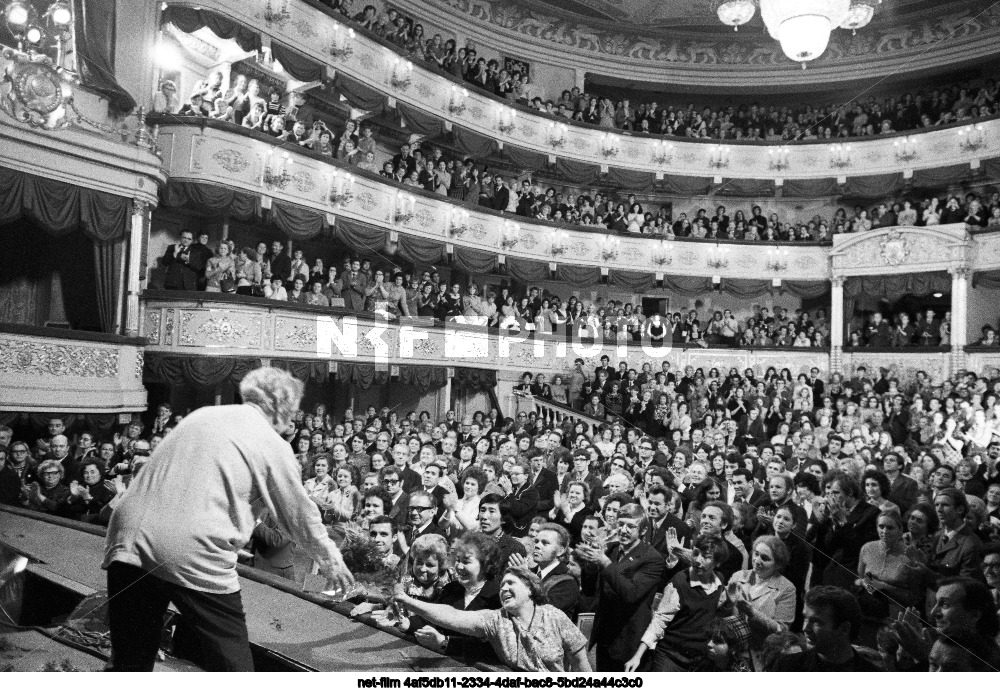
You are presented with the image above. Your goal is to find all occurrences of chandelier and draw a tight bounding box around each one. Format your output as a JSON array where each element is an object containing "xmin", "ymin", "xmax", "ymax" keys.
[{"xmin": 715, "ymin": 0, "xmax": 880, "ymax": 65}]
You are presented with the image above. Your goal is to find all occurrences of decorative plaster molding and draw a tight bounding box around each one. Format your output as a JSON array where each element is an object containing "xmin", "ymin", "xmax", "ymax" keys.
[
  {"xmin": 0, "ymin": 334, "xmax": 147, "ymax": 413},
  {"xmin": 167, "ymin": 0, "xmax": 1000, "ymax": 180},
  {"xmin": 831, "ymin": 224, "xmax": 972, "ymax": 277},
  {"xmin": 144, "ymin": 295, "xmax": 831, "ymax": 377}
]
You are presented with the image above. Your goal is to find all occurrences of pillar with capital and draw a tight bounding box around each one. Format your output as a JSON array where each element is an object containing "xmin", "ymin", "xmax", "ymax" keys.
[
  {"xmin": 949, "ymin": 266, "xmax": 969, "ymax": 375},
  {"xmin": 125, "ymin": 199, "xmax": 151, "ymax": 337},
  {"xmin": 830, "ymin": 275, "xmax": 845, "ymax": 375}
]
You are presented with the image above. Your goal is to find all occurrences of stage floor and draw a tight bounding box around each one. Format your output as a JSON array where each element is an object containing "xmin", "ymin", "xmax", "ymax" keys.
[{"xmin": 0, "ymin": 509, "xmax": 478, "ymax": 672}]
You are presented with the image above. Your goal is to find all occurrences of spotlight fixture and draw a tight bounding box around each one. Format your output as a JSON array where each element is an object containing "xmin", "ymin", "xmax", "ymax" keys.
[
  {"xmin": 47, "ymin": 0, "xmax": 71, "ymax": 26},
  {"xmin": 25, "ymin": 24, "xmax": 43, "ymax": 46},
  {"xmin": 5, "ymin": 0, "xmax": 38, "ymax": 49}
]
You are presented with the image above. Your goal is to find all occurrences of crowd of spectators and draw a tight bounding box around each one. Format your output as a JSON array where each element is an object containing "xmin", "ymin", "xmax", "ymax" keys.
[
  {"xmin": 321, "ymin": 1, "xmax": 1000, "ymax": 142},
  {"xmin": 158, "ymin": 64, "xmax": 1000, "ymax": 242},
  {"xmin": 163, "ymin": 226, "xmax": 989, "ymax": 353},
  {"xmin": 6, "ymin": 358, "xmax": 1000, "ymax": 672}
]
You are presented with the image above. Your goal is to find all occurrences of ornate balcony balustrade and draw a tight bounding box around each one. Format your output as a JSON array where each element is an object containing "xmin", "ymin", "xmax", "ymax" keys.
[
  {"xmin": 166, "ymin": 0, "xmax": 1000, "ymax": 183},
  {"xmin": 0, "ymin": 324, "xmax": 147, "ymax": 413},
  {"xmin": 142, "ymin": 292, "xmax": 832, "ymax": 377},
  {"xmin": 155, "ymin": 120, "xmax": 832, "ymax": 281}
]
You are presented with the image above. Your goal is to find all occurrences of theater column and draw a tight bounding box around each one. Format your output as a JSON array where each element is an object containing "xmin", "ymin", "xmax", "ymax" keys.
[
  {"xmin": 125, "ymin": 199, "xmax": 151, "ymax": 337},
  {"xmin": 949, "ymin": 267, "xmax": 969, "ymax": 375},
  {"xmin": 830, "ymin": 275, "xmax": 844, "ymax": 375}
]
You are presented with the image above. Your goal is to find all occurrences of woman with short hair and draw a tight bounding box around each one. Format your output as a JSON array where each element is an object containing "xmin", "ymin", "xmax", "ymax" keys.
[{"xmin": 394, "ymin": 565, "xmax": 591, "ymax": 671}]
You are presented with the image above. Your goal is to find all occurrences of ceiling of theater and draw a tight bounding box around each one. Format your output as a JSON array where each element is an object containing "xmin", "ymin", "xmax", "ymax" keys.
[{"xmin": 518, "ymin": 0, "xmax": 983, "ymax": 32}]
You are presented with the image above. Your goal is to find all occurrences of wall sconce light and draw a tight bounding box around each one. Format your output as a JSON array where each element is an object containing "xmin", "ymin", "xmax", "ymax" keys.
[
  {"xmin": 893, "ymin": 135, "xmax": 917, "ymax": 162},
  {"xmin": 497, "ymin": 106, "xmax": 516, "ymax": 134},
  {"xmin": 706, "ymin": 244, "xmax": 730, "ymax": 269},
  {"xmin": 829, "ymin": 143, "xmax": 851, "ymax": 168},
  {"xmin": 652, "ymin": 140, "xmax": 674, "ymax": 166},
  {"xmin": 449, "ymin": 208, "xmax": 469, "ymax": 237},
  {"xmin": 394, "ymin": 191, "xmax": 415, "ymax": 223},
  {"xmin": 548, "ymin": 122, "xmax": 567, "ymax": 148},
  {"xmin": 500, "ymin": 221, "xmax": 520, "ymax": 249},
  {"xmin": 958, "ymin": 124, "xmax": 985, "ymax": 152},
  {"xmin": 328, "ymin": 170, "xmax": 355, "ymax": 206},
  {"xmin": 390, "ymin": 57, "xmax": 413, "ymax": 89},
  {"xmin": 550, "ymin": 230, "xmax": 568, "ymax": 256},
  {"xmin": 766, "ymin": 247, "xmax": 789, "ymax": 272},
  {"xmin": 768, "ymin": 146, "xmax": 790, "ymax": 171},
  {"xmin": 448, "ymin": 85, "xmax": 468, "ymax": 115},
  {"xmin": 709, "ymin": 144, "xmax": 730, "ymax": 169},
  {"xmin": 329, "ymin": 23, "xmax": 355, "ymax": 58},
  {"xmin": 263, "ymin": 148, "xmax": 292, "ymax": 189},
  {"xmin": 600, "ymin": 133, "xmax": 620, "ymax": 158},
  {"xmin": 600, "ymin": 236, "xmax": 620, "ymax": 261},
  {"xmin": 653, "ymin": 240, "xmax": 673, "ymax": 266}
]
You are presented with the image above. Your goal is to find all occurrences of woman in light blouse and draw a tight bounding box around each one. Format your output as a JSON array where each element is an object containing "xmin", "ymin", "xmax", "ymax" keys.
[{"xmin": 727, "ymin": 535, "xmax": 796, "ymax": 669}]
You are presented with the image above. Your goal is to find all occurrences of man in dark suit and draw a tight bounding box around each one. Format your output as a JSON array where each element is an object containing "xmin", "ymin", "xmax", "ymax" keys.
[
  {"xmin": 644, "ymin": 486, "xmax": 691, "ymax": 559},
  {"xmin": 731, "ymin": 468, "xmax": 766, "ymax": 506},
  {"xmin": 490, "ymin": 174, "xmax": 510, "ymax": 212},
  {"xmin": 191, "ymin": 232, "xmax": 215, "ymax": 291},
  {"xmin": 527, "ymin": 447, "xmax": 558, "ymax": 514},
  {"xmin": 576, "ymin": 503, "xmax": 665, "ymax": 672},
  {"xmin": 883, "ymin": 452, "xmax": 919, "ymax": 514},
  {"xmin": 162, "ymin": 230, "xmax": 205, "ymax": 291},
  {"xmin": 248, "ymin": 509, "xmax": 296, "ymax": 582},
  {"xmin": 401, "ymin": 490, "xmax": 447, "ymax": 549},
  {"xmin": 342, "ymin": 259, "xmax": 369, "ymax": 313},
  {"xmin": 503, "ymin": 461, "xmax": 539, "ymax": 538},
  {"xmin": 267, "ymin": 240, "xmax": 292, "ymax": 287},
  {"xmin": 379, "ymin": 466, "xmax": 409, "ymax": 529}
]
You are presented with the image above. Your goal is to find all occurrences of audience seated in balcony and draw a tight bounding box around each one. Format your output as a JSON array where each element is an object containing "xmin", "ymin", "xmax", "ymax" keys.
[{"xmin": 321, "ymin": 2, "xmax": 999, "ymax": 142}]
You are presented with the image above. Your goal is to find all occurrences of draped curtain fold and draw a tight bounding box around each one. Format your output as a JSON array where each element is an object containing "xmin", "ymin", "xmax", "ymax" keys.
[
  {"xmin": 0, "ymin": 166, "xmax": 130, "ymax": 241},
  {"xmin": 72, "ymin": 0, "xmax": 135, "ymax": 113},
  {"xmin": 397, "ymin": 103, "xmax": 446, "ymax": 137},
  {"xmin": 609, "ymin": 270, "xmax": 654, "ymax": 292},
  {"xmin": 842, "ymin": 174, "xmax": 904, "ymax": 199},
  {"xmin": 450, "ymin": 127, "xmax": 499, "ymax": 159},
  {"xmin": 506, "ymin": 258, "xmax": 551, "ymax": 284},
  {"xmin": 552, "ymin": 159, "xmax": 600, "ymax": 186},
  {"xmin": 144, "ymin": 354, "xmax": 261, "ymax": 387},
  {"xmin": 454, "ymin": 367, "xmax": 497, "ymax": 391},
  {"xmin": 335, "ymin": 217, "xmax": 388, "ymax": 251},
  {"xmin": 337, "ymin": 363, "xmax": 389, "ymax": 389},
  {"xmin": 556, "ymin": 264, "xmax": 600, "ymax": 286},
  {"xmin": 606, "ymin": 168, "xmax": 655, "ymax": 192},
  {"xmin": 660, "ymin": 176, "xmax": 712, "ymax": 196},
  {"xmin": 398, "ymin": 365, "xmax": 447, "ymax": 393},
  {"xmin": 272, "ymin": 359, "xmax": 330, "ymax": 381},
  {"xmin": 452, "ymin": 246, "xmax": 498, "ymax": 275},
  {"xmin": 271, "ymin": 41, "xmax": 324, "ymax": 83},
  {"xmin": 781, "ymin": 178, "xmax": 839, "ymax": 198},
  {"xmin": 910, "ymin": 164, "xmax": 972, "ymax": 189},
  {"xmin": 333, "ymin": 74, "xmax": 389, "ymax": 113},
  {"xmin": 93, "ymin": 240, "xmax": 124, "ymax": 334},
  {"xmin": 161, "ymin": 6, "xmax": 262, "ymax": 53},
  {"xmin": 396, "ymin": 234, "xmax": 446, "ymax": 265},
  {"xmin": 503, "ymin": 146, "xmax": 548, "ymax": 172},
  {"xmin": 720, "ymin": 179, "xmax": 775, "ymax": 198}
]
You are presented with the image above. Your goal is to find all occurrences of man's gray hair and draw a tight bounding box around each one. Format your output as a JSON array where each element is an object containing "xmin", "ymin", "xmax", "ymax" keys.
[{"xmin": 239, "ymin": 367, "xmax": 304, "ymax": 429}]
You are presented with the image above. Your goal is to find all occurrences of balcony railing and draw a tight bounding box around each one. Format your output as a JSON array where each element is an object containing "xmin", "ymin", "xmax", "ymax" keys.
[
  {"xmin": 154, "ymin": 119, "xmax": 833, "ymax": 280},
  {"xmin": 142, "ymin": 291, "xmax": 834, "ymax": 377},
  {"xmin": 165, "ymin": 0, "xmax": 1000, "ymax": 182},
  {"xmin": 0, "ymin": 323, "xmax": 147, "ymax": 413}
]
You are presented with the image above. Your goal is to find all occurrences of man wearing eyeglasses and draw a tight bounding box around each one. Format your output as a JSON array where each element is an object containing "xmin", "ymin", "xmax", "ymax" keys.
[
  {"xmin": 378, "ymin": 467, "xmax": 409, "ymax": 529},
  {"xmin": 527, "ymin": 447, "xmax": 558, "ymax": 514},
  {"xmin": 402, "ymin": 490, "xmax": 446, "ymax": 550}
]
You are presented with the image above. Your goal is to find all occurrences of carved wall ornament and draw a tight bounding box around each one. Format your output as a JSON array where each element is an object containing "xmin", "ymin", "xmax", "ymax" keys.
[
  {"xmin": 212, "ymin": 148, "xmax": 251, "ymax": 173},
  {"xmin": 356, "ymin": 191, "xmax": 378, "ymax": 212},
  {"xmin": 1, "ymin": 49, "xmax": 73, "ymax": 130},
  {"xmin": 414, "ymin": 209, "xmax": 436, "ymax": 229},
  {"xmin": 293, "ymin": 171, "xmax": 316, "ymax": 194},
  {"xmin": 878, "ymin": 231, "xmax": 911, "ymax": 266},
  {"xmin": 0, "ymin": 340, "xmax": 118, "ymax": 378},
  {"xmin": 280, "ymin": 325, "xmax": 317, "ymax": 349},
  {"xmin": 191, "ymin": 315, "xmax": 257, "ymax": 345},
  {"xmin": 144, "ymin": 311, "xmax": 162, "ymax": 344},
  {"xmin": 135, "ymin": 352, "xmax": 145, "ymax": 380}
]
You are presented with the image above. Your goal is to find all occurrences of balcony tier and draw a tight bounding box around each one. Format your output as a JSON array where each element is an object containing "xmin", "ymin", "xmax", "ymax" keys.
[
  {"xmin": 165, "ymin": 0, "xmax": 1000, "ymax": 183},
  {"xmin": 156, "ymin": 120, "xmax": 834, "ymax": 282}
]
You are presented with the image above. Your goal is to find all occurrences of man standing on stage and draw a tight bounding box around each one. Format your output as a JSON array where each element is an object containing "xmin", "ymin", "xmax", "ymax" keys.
[{"xmin": 103, "ymin": 367, "xmax": 354, "ymax": 671}]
